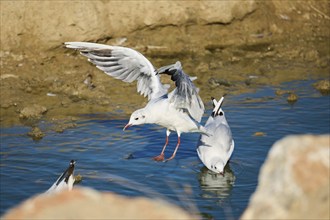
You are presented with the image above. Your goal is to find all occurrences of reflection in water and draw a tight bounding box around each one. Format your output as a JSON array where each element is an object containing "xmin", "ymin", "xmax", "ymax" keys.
[{"xmin": 198, "ymin": 164, "xmax": 235, "ymax": 201}]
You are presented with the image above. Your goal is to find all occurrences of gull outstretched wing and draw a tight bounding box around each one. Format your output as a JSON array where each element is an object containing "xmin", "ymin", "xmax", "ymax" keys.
[
  {"xmin": 157, "ymin": 61, "xmax": 204, "ymax": 122},
  {"xmin": 65, "ymin": 42, "xmax": 168, "ymax": 100}
]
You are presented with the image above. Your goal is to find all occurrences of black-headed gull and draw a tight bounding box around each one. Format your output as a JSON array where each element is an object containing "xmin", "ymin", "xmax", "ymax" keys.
[
  {"xmin": 46, "ymin": 160, "xmax": 75, "ymax": 194},
  {"xmin": 65, "ymin": 42, "xmax": 206, "ymax": 161},
  {"xmin": 197, "ymin": 97, "xmax": 234, "ymax": 174}
]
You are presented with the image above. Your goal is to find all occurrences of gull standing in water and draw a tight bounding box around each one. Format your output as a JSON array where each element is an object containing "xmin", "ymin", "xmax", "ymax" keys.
[
  {"xmin": 197, "ymin": 97, "xmax": 234, "ymax": 174},
  {"xmin": 46, "ymin": 160, "xmax": 76, "ymax": 194},
  {"xmin": 65, "ymin": 42, "xmax": 206, "ymax": 161}
]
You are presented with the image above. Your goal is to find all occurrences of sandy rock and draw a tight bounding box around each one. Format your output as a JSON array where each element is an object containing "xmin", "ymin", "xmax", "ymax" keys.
[
  {"xmin": 2, "ymin": 187, "xmax": 197, "ymax": 220},
  {"xmin": 1, "ymin": 1, "xmax": 256, "ymax": 51},
  {"xmin": 287, "ymin": 93, "xmax": 298, "ymax": 103},
  {"xmin": 241, "ymin": 135, "xmax": 330, "ymax": 220},
  {"xmin": 27, "ymin": 127, "xmax": 45, "ymax": 140},
  {"xmin": 313, "ymin": 79, "xmax": 330, "ymax": 95},
  {"xmin": 19, "ymin": 104, "xmax": 48, "ymax": 119}
]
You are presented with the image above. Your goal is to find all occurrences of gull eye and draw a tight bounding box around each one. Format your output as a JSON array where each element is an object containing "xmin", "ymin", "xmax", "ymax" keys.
[
  {"xmin": 215, "ymin": 166, "xmax": 217, "ymax": 169},
  {"xmin": 134, "ymin": 117, "xmax": 139, "ymax": 120}
]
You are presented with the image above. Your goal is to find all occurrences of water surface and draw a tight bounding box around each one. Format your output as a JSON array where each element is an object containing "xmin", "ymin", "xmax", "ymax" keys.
[{"xmin": 1, "ymin": 80, "xmax": 329, "ymax": 219}]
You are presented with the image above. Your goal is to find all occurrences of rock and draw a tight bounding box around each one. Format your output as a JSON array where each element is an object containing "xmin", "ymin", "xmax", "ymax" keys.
[
  {"xmin": 313, "ymin": 79, "xmax": 330, "ymax": 95},
  {"xmin": 27, "ymin": 127, "xmax": 45, "ymax": 140},
  {"xmin": 287, "ymin": 93, "xmax": 298, "ymax": 103},
  {"xmin": 19, "ymin": 104, "xmax": 48, "ymax": 119},
  {"xmin": 208, "ymin": 78, "xmax": 232, "ymax": 89},
  {"xmin": 53, "ymin": 122, "xmax": 77, "ymax": 133},
  {"xmin": 253, "ymin": 132, "xmax": 266, "ymax": 136},
  {"xmin": 2, "ymin": 187, "xmax": 197, "ymax": 220},
  {"xmin": 275, "ymin": 89, "xmax": 292, "ymax": 96},
  {"xmin": 241, "ymin": 135, "xmax": 330, "ymax": 220},
  {"xmin": 1, "ymin": 1, "xmax": 256, "ymax": 51}
]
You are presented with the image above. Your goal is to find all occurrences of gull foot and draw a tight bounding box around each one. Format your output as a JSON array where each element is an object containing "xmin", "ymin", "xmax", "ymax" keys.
[
  {"xmin": 164, "ymin": 155, "xmax": 176, "ymax": 162},
  {"xmin": 153, "ymin": 154, "xmax": 164, "ymax": 161}
]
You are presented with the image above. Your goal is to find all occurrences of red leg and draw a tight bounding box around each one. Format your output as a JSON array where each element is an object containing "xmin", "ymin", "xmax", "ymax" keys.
[
  {"xmin": 165, "ymin": 136, "xmax": 181, "ymax": 162},
  {"xmin": 153, "ymin": 135, "xmax": 169, "ymax": 161}
]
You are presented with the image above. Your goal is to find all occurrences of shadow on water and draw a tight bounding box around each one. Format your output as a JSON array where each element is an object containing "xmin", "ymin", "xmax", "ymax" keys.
[{"xmin": 0, "ymin": 80, "xmax": 329, "ymax": 219}]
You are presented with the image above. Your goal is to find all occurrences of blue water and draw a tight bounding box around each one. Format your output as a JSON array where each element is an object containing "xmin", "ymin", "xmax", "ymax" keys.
[{"xmin": 0, "ymin": 80, "xmax": 329, "ymax": 219}]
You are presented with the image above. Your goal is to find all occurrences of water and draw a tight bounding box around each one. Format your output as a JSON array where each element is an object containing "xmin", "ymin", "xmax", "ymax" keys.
[{"xmin": 0, "ymin": 80, "xmax": 329, "ymax": 219}]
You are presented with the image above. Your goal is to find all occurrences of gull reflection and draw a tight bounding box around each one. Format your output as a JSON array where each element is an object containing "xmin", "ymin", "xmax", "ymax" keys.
[{"xmin": 198, "ymin": 164, "xmax": 236, "ymax": 200}]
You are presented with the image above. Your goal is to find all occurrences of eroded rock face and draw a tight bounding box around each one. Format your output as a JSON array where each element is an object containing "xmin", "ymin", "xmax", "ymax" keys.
[
  {"xmin": 2, "ymin": 187, "xmax": 197, "ymax": 220},
  {"xmin": 241, "ymin": 135, "xmax": 330, "ymax": 220},
  {"xmin": 0, "ymin": 1, "xmax": 256, "ymax": 51}
]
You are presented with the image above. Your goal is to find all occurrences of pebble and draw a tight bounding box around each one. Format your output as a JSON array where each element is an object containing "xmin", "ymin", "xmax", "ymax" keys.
[
  {"xmin": 287, "ymin": 93, "xmax": 298, "ymax": 103},
  {"xmin": 27, "ymin": 127, "xmax": 45, "ymax": 140},
  {"xmin": 313, "ymin": 80, "xmax": 330, "ymax": 95},
  {"xmin": 253, "ymin": 132, "xmax": 266, "ymax": 137}
]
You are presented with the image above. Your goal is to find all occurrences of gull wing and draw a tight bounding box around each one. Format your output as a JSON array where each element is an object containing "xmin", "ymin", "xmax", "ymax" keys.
[
  {"xmin": 65, "ymin": 42, "xmax": 168, "ymax": 100},
  {"xmin": 157, "ymin": 61, "xmax": 204, "ymax": 122}
]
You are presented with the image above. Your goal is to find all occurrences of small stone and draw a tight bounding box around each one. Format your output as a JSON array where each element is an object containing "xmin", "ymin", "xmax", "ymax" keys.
[
  {"xmin": 287, "ymin": 93, "xmax": 298, "ymax": 103},
  {"xmin": 27, "ymin": 127, "xmax": 45, "ymax": 140},
  {"xmin": 253, "ymin": 132, "xmax": 266, "ymax": 136},
  {"xmin": 275, "ymin": 90, "xmax": 291, "ymax": 96},
  {"xmin": 313, "ymin": 80, "xmax": 330, "ymax": 95},
  {"xmin": 74, "ymin": 174, "xmax": 82, "ymax": 184}
]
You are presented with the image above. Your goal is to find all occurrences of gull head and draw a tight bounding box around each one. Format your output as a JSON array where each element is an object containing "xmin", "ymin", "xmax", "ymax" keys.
[
  {"xmin": 210, "ymin": 160, "xmax": 225, "ymax": 175},
  {"xmin": 123, "ymin": 109, "xmax": 147, "ymax": 131}
]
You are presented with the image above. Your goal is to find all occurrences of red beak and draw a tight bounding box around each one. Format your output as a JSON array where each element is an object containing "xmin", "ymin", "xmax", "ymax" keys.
[{"xmin": 123, "ymin": 123, "xmax": 132, "ymax": 131}]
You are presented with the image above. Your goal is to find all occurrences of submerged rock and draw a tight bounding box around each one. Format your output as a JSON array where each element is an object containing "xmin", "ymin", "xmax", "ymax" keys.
[
  {"xmin": 287, "ymin": 93, "xmax": 298, "ymax": 103},
  {"xmin": 241, "ymin": 135, "xmax": 330, "ymax": 220},
  {"xmin": 313, "ymin": 79, "xmax": 330, "ymax": 95},
  {"xmin": 2, "ymin": 187, "xmax": 197, "ymax": 220},
  {"xmin": 275, "ymin": 89, "xmax": 292, "ymax": 96},
  {"xmin": 27, "ymin": 127, "xmax": 45, "ymax": 140}
]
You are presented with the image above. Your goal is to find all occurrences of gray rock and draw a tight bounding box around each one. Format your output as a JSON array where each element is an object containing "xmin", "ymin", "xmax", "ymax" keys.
[{"xmin": 241, "ymin": 135, "xmax": 330, "ymax": 220}]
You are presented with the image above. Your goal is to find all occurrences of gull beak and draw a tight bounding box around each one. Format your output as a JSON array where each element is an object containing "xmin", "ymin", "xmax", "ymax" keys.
[
  {"xmin": 219, "ymin": 171, "xmax": 224, "ymax": 177},
  {"xmin": 123, "ymin": 123, "xmax": 132, "ymax": 131}
]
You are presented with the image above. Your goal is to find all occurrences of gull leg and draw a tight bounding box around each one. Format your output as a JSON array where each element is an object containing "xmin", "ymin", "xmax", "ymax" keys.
[
  {"xmin": 165, "ymin": 133, "xmax": 181, "ymax": 162},
  {"xmin": 153, "ymin": 130, "xmax": 170, "ymax": 161}
]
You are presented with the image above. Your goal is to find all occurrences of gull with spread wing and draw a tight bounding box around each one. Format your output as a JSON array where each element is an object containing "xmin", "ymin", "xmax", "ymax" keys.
[{"xmin": 65, "ymin": 42, "xmax": 206, "ymax": 161}]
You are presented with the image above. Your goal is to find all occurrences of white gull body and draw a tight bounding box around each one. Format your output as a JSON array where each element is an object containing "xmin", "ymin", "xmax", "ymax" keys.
[
  {"xmin": 65, "ymin": 42, "xmax": 206, "ymax": 161},
  {"xmin": 46, "ymin": 160, "xmax": 75, "ymax": 194},
  {"xmin": 197, "ymin": 97, "xmax": 234, "ymax": 174}
]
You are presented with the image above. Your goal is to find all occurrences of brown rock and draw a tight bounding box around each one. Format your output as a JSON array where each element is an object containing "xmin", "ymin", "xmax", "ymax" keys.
[
  {"xmin": 313, "ymin": 79, "xmax": 330, "ymax": 95},
  {"xmin": 241, "ymin": 135, "xmax": 330, "ymax": 220},
  {"xmin": 19, "ymin": 104, "xmax": 47, "ymax": 119},
  {"xmin": 2, "ymin": 187, "xmax": 197, "ymax": 220},
  {"xmin": 1, "ymin": 1, "xmax": 256, "ymax": 51},
  {"xmin": 287, "ymin": 93, "xmax": 298, "ymax": 103},
  {"xmin": 27, "ymin": 127, "xmax": 45, "ymax": 140}
]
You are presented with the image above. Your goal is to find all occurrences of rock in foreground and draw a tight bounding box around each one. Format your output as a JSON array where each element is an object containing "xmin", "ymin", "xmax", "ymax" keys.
[
  {"xmin": 241, "ymin": 135, "xmax": 330, "ymax": 220},
  {"xmin": 2, "ymin": 187, "xmax": 197, "ymax": 220}
]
